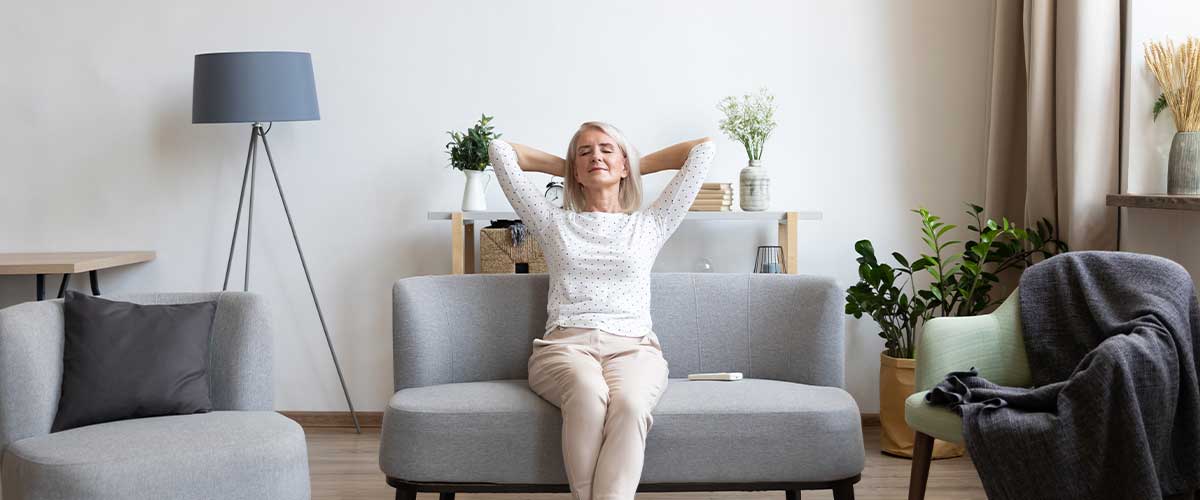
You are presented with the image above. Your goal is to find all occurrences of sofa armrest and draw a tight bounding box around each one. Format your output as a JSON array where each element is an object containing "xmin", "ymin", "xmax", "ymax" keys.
[
  {"xmin": 915, "ymin": 290, "xmax": 1031, "ymax": 391},
  {"xmin": 0, "ymin": 300, "xmax": 64, "ymax": 457}
]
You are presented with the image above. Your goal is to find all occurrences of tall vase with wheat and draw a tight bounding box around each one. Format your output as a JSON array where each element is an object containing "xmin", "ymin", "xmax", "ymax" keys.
[{"xmin": 1146, "ymin": 37, "xmax": 1200, "ymax": 194}]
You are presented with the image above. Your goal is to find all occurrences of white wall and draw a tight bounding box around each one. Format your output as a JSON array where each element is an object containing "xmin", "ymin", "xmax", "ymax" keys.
[
  {"xmin": 1121, "ymin": 0, "xmax": 1200, "ymax": 281},
  {"xmin": 0, "ymin": 0, "xmax": 994, "ymax": 412}
]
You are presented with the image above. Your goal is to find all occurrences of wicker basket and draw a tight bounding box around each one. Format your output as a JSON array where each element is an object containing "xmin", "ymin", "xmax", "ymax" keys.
[{"xmin": 480, "ymin": 227, "xmax": 547, "ymax": 274}]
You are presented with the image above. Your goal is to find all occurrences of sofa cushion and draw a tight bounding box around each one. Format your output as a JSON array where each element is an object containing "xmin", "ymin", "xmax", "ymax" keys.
[
  {"xmin": 1, "ymin": 411, "xmax": 309, "ymax": 500},
  {"xmin": 380, "ymin": 378, "xmax": 864, "ymax": 484}
]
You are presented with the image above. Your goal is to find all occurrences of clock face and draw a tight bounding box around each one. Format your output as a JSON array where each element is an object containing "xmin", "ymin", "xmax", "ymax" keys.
[{"xmin": 545, "ymin": 181, "xmax": 564, "ymax": 207}]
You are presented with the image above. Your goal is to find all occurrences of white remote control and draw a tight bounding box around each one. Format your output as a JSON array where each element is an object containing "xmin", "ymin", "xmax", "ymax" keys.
[{"xmin": 687, "ymin": 372, "xmax": 743, "ymax": 381}]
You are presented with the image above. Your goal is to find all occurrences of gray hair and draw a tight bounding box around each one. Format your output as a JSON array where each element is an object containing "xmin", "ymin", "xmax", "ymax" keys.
[{"xmin": 563, "ymin": 121, "xmax": 643, "ymax": 214}]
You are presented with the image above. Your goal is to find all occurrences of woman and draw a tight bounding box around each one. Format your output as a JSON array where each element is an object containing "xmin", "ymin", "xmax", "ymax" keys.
[{"xmin": 488, "ymin": 121, "xmax": 715, "ymax": 500}]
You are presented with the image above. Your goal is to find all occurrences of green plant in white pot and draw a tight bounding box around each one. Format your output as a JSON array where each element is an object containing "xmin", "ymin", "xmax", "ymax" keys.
[
  {"xmin": 718, "ymin": 88, "xmax": 777, "ymax": 211},
  {"xmin": 446, "ymin": 114, "xmax": 501, "ymax": 211}
]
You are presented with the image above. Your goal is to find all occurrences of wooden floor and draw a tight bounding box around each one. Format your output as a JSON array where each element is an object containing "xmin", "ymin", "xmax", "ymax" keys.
[{"xmin": 307, "ymin": 426, "xmax": 985, "ymax": 500}]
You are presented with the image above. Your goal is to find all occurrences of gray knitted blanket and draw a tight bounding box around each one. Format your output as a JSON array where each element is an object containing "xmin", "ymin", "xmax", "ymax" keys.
[{"xmin": 927, "ymin": 251, "xmax": 1200, "ymax": 500}]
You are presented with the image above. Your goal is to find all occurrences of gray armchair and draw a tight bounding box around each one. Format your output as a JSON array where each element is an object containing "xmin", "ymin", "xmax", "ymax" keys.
[{"xmin": 0, "ymin": 292, "xmax": 310, "ymax": 500}]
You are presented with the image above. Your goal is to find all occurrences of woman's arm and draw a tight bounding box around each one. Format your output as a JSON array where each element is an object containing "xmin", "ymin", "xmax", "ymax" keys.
[
  {"xmin": 509, "ymin": 143, "xmax": 566, "ymax": 177},
  {"xmin": 640, "ymin": 137, "xmax": 713, "ymax": 174},
  {"xmin": 489, "ymin": 140, "xmax": 556, "ymax": 233},
  {"xmin": 644, "ymin": 141, "xmax": 717, "ymax": 242}
]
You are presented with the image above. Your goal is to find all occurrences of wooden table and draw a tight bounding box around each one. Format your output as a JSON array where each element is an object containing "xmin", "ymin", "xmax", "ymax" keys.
[
  {"xmin": 0, "ymin": 251, "xmax": 156, "ymax": 300},
  {"xmin": 428, "ymin": 211, "xmax": 822, "ymax": 275}
]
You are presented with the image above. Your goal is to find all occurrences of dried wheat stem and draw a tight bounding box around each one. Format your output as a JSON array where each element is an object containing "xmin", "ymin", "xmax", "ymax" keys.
[{"xmin": 1146, "ymin": 36, "xmax": 1200, "ymax": 132}]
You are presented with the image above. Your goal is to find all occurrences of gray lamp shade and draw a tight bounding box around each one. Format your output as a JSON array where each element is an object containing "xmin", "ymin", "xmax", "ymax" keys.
[{"xmin": 192, "ymin": 51, "xmax": 320, "ymax": 123}]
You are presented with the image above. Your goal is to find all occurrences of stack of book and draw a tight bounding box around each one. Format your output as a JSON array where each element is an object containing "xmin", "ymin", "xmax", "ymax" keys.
[{"xmin": 690, "ymin": 182, "xmax": 734, "ymax": 211}]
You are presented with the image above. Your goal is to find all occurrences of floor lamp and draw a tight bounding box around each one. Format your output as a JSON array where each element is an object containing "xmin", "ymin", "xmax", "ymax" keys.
[{"xmin": 192, "ymin": 51, "xmax": 360, "ymax": 432}]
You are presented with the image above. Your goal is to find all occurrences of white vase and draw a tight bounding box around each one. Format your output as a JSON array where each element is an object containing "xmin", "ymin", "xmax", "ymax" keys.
[
  {"xmin": 461, "ymin": 167, "xmax": 493, "ymax": 211},
  {"xmin": 739, "ymin": 160, "xmax": 770, "ymax": 211}
]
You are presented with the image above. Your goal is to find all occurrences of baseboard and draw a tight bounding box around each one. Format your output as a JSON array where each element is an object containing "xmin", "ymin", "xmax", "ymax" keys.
[
  {"xmin": 281, "ymin": 411, "xmax": 881, "ymax": 430},
  {"xmin": 861, "ymin": 413, "xmax": 880, "ymax": 427},
  {"xmin": 280, "ymin": 411, "xmax": 384, "ymax": 428}
]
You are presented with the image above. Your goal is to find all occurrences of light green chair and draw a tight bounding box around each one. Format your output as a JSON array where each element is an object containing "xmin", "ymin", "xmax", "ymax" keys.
[{"xmin": 903, "ymin": 290, "xmax": 1031, "ymax": 500}]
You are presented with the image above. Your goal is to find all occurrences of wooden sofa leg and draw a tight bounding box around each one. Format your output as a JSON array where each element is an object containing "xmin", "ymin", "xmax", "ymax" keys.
[
  {"xmin": 908, "ymin": 431, "xmax": 935, "ymax": 500},
  {"xmin": 440, "ymin": 493, "xmax": 455, "ymax": 500},
  {"xmin": 785, "ymin": 490, "xmax": 800, "ymax": 500}
]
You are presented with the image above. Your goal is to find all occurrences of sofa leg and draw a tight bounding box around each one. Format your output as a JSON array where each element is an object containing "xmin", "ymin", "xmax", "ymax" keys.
[
  {"xmin": 440, "ymin": 493, "xmax": 455, "ymax": 500},
  {"xmin": 786, "ymin": 490, "xmax": 800, "ymax": 500},
  {"xmin": 832, "ymin": 481, "xmax": 855, "ymax": 500},
  {"xmin": 394, "ymin": 486, "xmax": 417, "ymax": 500},
  {"xmin": 908, "ymin": 431, "xmax": 935, "ymax": 500}
]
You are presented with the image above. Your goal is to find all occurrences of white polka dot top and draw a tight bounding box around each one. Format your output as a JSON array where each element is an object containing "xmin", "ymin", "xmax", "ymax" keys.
[{"xmin": 488, "ymin": 139, "xmax": 716, "ymax": 338}]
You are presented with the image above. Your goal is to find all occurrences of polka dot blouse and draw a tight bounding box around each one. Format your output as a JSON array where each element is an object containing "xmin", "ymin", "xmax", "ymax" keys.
[{"xmin": 489, "ymin": 139, "xmax": 716, "ymax": 338}]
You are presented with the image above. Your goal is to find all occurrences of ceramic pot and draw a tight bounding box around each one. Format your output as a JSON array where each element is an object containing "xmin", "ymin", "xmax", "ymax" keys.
[
  {"xmin": 462, "ymin": 167, "xmax": 493, "ymax": 211},
  {"xmin": 739, "ymin": 160, "xmax": 770, "ymax": 211},
  {"xmin": 1168, "ymin": 132, "xmax": 1200, "ymax": 195}
]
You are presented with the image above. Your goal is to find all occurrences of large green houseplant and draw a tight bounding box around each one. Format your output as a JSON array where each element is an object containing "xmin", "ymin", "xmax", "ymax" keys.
[{"xmin": 845, "ymin": 203, "xmax": 1068, "ymax": 457}]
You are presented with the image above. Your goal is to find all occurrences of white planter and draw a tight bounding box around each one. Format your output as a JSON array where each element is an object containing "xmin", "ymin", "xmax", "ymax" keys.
[
  {"xmin": 739, "ymin": 160, "xmax": 770, "ymax": 211},
  {"xmin": 461, "ymin": 167, "xmax": 493, "ymax": 211}
]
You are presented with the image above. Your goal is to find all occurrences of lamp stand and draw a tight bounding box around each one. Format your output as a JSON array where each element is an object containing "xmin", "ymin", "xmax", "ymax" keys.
[{"xmin": 222, "ymin": 123, "xmax": 361, "ymax": 433}]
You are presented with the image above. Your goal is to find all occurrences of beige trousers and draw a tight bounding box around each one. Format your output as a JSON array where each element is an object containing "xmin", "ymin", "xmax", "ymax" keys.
[{"xmin": 527, "ymin": 326, "xmax": 670, "ymax": 500}]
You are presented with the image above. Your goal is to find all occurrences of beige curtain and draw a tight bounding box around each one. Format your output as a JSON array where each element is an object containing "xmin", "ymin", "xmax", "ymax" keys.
[{"xmin": 983, "ymin": 0, "xmax": 1121, "ymax": 251}]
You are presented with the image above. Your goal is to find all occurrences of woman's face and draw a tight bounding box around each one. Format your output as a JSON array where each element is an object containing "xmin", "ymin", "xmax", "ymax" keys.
[{"xmin": 573, "ymin": 127, "xmax": 628, "ymax": 191}]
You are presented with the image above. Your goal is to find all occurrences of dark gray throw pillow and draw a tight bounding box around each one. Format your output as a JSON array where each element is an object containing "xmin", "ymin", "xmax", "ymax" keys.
[{"xmin": 52, "ymin": 291, "xmax": 218, "ymax": 432}]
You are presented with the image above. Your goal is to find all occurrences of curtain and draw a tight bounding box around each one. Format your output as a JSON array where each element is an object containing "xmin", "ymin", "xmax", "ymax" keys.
[{"xmin": 983, "ymin": 0, "xmax": 1121, "ymax": 251}]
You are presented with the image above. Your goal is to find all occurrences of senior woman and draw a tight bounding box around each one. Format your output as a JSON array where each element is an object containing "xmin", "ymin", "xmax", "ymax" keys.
[{"xmin": 488, "ymin": 122, "xmax": 715, "ymax": 500}]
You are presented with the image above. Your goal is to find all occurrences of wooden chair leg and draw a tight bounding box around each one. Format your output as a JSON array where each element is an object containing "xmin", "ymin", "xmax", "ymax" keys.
[
  {"xmin": 394, "ymin": 486, "xmax": 417, "ymax": 500},
  {"xmin": 908, "ymin": 431, "xmax": 935, "ymax": 500},
  {"xmin": 440, "ymin": 493, "xmax": 455, "ymax": 500},
  {"xmin": 785, "ymin": 490, "xmax": 800, "ymax": 500}
]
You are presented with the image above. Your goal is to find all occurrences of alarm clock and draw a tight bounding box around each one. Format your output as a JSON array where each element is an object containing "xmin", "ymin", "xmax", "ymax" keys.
[{"xmin": 545, "ymin": 178, "xmax": 564, "ymax": 208}]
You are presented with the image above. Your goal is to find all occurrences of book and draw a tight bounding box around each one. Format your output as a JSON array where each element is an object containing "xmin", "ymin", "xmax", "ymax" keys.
[
  {"xmin": 701, "ymin": 182, "xmax": 732, "ymax": 189},
  {"xmin": 688, "ymin": 206, "xmax": 734, "ymax": 212},
  {"xmin": 691, "ymin": 199, "xmax": 733, "ymax": 206},
  {"xmin": 694, "ymin": 193, "xmax": 734, "ymax": 200}
]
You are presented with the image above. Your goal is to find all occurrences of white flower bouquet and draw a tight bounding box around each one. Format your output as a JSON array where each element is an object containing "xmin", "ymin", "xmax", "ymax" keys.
[{"xmin": 717, "ymin": 88, "xmax": 778, "ymax": 161}]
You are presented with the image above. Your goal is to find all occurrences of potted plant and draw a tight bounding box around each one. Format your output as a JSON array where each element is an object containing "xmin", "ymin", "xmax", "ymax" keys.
[
  {"xmin": 1146, "ymin": 37, "xmax": 1200, "ymax": 194},
  {"xmin": 717, "ymin": 88, "xmax": 777, "ymax": 211},
  {"xmin": 446, "ymin": 114, "xmax": 501, "ymax": 211},
  {"xmin": 845, "ymin": 204, "xmax": 1068, "ymax": 458}
]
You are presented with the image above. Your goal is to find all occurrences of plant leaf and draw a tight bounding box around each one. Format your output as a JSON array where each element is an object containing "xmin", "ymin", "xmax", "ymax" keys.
[{"xmin": 1153, "ymin": 93, "xmax": 1169, "ymax": 121}]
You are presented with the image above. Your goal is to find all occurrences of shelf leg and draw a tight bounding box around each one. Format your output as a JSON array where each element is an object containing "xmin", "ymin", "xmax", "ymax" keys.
[
  {"xmin": 463, "ymin": 221, "xmax": 475, "ymax": 274},
  {"xmin": 779, "ymin": 211, "xmax": 799, "ymax": 274},
  {"xmin": 452, "ymin": 212, "xmax": 465, "ymax": 275}
]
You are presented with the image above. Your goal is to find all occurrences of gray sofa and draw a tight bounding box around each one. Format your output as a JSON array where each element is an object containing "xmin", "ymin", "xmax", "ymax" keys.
[
  {"xmin": 381, "ymin": 273, "xmax": 864, "ymax": 499},
  {"xmin": 0, "ymin": 293, "xmax": 310, "ymax": 500}
]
